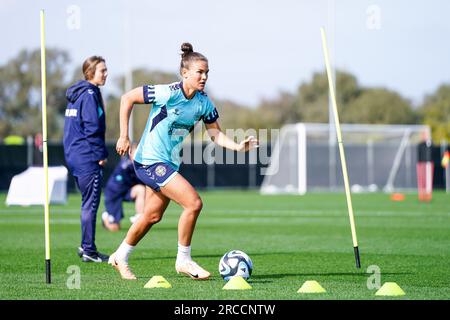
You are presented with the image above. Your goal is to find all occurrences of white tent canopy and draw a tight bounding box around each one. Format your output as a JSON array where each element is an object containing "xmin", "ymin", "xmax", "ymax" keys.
[{"xmin": 6, "ymin": 166, "xmax": 68, "ymax": 206}]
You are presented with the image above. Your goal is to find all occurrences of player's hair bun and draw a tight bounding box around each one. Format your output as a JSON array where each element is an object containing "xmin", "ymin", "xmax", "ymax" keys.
[
  {"xmin": 181, "ymin": 43, "xmax": 194, "ymax": 57},
  {"xmin": 179, "ymin": 42, "xmax": 207, "ymax": 74}
]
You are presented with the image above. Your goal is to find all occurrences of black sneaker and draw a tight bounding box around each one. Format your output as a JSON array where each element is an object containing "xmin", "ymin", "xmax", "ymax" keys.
[
  {"xmin": 81, "ymin": 251, "xmax": 109, "ymax": 263},
  {"xmin": 77, "ymin": 247, "xmax": 83, "ymax": 258}
]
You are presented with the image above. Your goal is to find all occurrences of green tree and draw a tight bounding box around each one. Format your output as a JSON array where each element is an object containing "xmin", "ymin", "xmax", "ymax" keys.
[
  {"xmin": 256, "ymin": 92, "xmax": 296, "ymax": 128},
  {"xmin": 342, "ymin": 88, "xmax": 416, "ymax": 124},
  {"xmin": 291, "ymin": 70, "xmax": 360, "ymax": 123},
  {"xmin": 418, "ymin": 84, "xmax": 450, "ymax": 142},
  {"xmin": 260, "ymin": 70, "xmax": 417, "ymax": 127},
  {"xmin": 0, "ymin": 48, "xmax": 70, "ymax": 140}
]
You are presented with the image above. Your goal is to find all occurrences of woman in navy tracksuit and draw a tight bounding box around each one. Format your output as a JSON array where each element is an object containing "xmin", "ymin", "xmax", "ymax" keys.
[{"xmin": 63, "ymin": 56, "xmax": 109, "ymax": 262}]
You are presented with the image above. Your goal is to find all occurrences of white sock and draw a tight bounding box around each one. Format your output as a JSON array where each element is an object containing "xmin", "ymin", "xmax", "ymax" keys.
[
  {"xmin": 176, "ymin": 243, "xmax": 192, "ymax": 263},
  {"xmin": 115, "ymin": 240, "xmax": 135, "ymax": 263}
]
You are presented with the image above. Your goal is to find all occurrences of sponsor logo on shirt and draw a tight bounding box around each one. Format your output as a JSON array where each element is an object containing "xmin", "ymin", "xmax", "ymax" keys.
[
  {"xmin": 65, "ymin": 109, "xmax": 78, "ymax": 117},
  {"xmin": 168, "ymin": 122, "xmax": 194, "ymax": 137}
]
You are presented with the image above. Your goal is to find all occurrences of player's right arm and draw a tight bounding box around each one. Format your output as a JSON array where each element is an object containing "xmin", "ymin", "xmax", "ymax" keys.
[
  {"xmin": 116, "ymin": 87, "xmax": 145, "ymax": 156},
  {"xmin": 116, "ymin": 84, "xmax": 171, "ymax": 156}
]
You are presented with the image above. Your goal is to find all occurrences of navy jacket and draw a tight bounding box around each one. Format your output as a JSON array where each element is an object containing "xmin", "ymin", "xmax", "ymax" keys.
[
  {"xmin": 63, "ymin": 80, "xmax": 108, "ymax": 177},
  {"xmin": 105, "ymin": 158, "xmax": 143, "ymax": 198}
]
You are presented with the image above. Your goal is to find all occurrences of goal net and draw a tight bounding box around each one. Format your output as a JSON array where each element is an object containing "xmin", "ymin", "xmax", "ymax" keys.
[{"xmin": 260, "ymin": 123, "xmax": 430, "ymax": 194}]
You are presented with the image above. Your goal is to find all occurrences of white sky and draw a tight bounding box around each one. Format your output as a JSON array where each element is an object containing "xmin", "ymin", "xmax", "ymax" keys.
[{"xmin": 1, "ymin": 0, "xmax": 450, "ymax": 107}]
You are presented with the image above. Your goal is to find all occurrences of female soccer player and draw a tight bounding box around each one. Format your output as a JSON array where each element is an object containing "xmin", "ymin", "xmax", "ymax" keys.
[
  {"xmin": 109, "ymin": 43, "xmax": 258, "ymax": 280},
  {"xmin": 63, "ymin": 56, "xmax": 109, "ymax": 262}
]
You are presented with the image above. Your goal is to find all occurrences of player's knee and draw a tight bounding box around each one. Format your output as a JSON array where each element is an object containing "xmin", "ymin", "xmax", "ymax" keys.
[
  {"xmin": 142, "ymin": 213, "xmax": 162, "ymax": 225},
  {"xmin": 190, "ymin": 197, "xmax": 203, "ymax": 214}
]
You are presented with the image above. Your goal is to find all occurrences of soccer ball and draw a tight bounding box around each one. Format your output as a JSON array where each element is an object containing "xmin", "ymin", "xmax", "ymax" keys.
[{"xmin": 219, "ymin": 250, "xmax": 253, "ymax": 281}]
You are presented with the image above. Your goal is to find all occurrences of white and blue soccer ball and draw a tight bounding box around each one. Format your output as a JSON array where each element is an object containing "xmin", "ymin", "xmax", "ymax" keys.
[{"xmin": 219, "ymin": 250, "xmax": 253, "ymax": 281}]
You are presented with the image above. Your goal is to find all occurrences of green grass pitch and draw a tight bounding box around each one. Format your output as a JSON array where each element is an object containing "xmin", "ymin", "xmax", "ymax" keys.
[{"xmin": 0, "ymin": 191, "xmax": 449, "ymax": 300}]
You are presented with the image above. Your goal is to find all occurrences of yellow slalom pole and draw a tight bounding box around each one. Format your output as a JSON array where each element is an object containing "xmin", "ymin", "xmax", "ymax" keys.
[
  {"xmin": 40, "ymin": 9, "xmax": 51, "ymax": 283},
  {"xmin": 320, "ymin": 27, "xmax": 361, "ymax": 268}
]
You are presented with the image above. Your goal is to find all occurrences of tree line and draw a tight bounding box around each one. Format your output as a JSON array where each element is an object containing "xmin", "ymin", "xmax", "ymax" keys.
[{"xmin": 0, "ymin": 48, "xmax": 449, "ymax": 144}]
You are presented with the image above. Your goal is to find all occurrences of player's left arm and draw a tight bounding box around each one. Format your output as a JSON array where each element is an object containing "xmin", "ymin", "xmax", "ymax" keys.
[{"xmin": 205, "ymin": 121, "xmax": 258, "ymax": 152}]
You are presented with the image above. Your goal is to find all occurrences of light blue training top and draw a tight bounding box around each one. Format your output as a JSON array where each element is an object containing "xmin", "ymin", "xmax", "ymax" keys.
[{"xmin": 134, "ymin": 81, "xmax": 219, "ymax": 170}]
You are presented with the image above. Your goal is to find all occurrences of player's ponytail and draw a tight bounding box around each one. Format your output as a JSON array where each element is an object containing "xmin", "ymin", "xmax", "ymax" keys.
[{"xmin": 180, "ymin": 42, "xmax": 208, "ymax": 74}]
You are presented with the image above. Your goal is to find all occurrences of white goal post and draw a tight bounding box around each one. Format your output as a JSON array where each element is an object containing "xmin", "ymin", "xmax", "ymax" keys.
[{"xmin": 260, "ymin": 123, "xmax": 430, "ymax": 194}]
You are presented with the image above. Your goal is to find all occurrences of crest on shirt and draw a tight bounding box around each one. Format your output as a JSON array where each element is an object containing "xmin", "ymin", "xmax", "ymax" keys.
[{"xmin": 155, "ymin": 165, "xmax": 167, "ymax": 177}]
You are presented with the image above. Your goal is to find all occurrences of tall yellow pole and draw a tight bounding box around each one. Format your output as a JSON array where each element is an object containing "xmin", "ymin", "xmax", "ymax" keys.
[
  {"xmin": 40, "ymin": 9, "xmax": 51, "ymax": 283},
  {"xmin": 320, "ymin": 27, "xmax": 361, "ymax": 268}
]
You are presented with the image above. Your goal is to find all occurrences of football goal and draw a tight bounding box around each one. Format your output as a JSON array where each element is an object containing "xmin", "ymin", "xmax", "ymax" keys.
[{"xmin": 260, "ymin": 123, "xmax": 431, "ymax": 194}]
